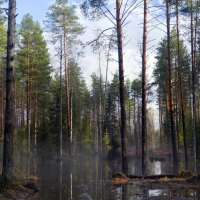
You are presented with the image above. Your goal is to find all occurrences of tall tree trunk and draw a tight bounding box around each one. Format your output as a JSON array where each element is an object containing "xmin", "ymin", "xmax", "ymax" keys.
[
  {"xmin": 1, "ymin": 79, "xmax": 4, "ymax": 136},
  {"xmin": 176, "ymin": 0, "xmax": 188, "ymax": 169},
  {"xmin": 190, "ymin": 0, "xmax": 197, "ymax": 172},
  {"xmin": 1, "ymin": 0, "xmax": 16, "ymax": 186},
  {"xmin": 21, "ymin": 89, "xmax": 24, "ymax": 129},
  {"xmin": 14, "ymin": 77, "xmax": 16, "ymax": 130},
  {"xmin": 137, "ymin": 97, "xmax": 141, "ymax": 157},
  {"xmin": 63, "ymin": 28, "xmax": 72, "ymax": 156},
  {"xmin": 98, "ymin": 51, "xmax": 103, "ymax": 155},
  {"xmin": 60, "ymin": 36, "xmax": 63, "ymax": 158},
  {"xmin": 27, "ymin": 77, "xmax": 31, "ymax": 153},
  {"xmin": 26, "ymin": 41, "xmax": 32, "ymax": 154},
  {"xmin": 34, "ymin": 93, "xmax": 38, "ymax": 145},
  {"xmin": 142, "ymin": 0, "xmax": 148, "ymax": 176},
  {"xmin": 116, "ymin": 0, "xmax": 128, "ymax": 174},
  {"xmin": 133, "ymin": 95, "xmax": 138, "ymax": 157},
  {"xmin": 166, "ymin": 0, "xmax": 179, "ymax": 173},
  {"xmin": 158, "ymin": 92, "xmax": 163, "ymax": 148}
]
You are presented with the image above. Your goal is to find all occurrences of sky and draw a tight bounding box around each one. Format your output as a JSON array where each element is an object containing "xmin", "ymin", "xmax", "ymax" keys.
[
  {"xmin": 13, "ymin": 0, "xmax": 164, "ymax": 82},
  {"xmin": 16, "ymin": 0, "xmax": 50, "ymax": 23},
  {"xmin": 10, "ymin": 0, "xmax": 166, "ymax": 125}
]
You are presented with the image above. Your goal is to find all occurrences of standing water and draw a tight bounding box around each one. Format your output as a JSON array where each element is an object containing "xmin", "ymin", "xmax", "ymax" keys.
[{"xmin": 0, "ymin": 137, "xmax": 199, "ymax": 200}]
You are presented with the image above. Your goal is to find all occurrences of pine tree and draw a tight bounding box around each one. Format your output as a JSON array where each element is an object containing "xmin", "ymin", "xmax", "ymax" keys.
[
  {"xmin": 46, "ymin": 0, "xmax": 84, "ymax": 155},
  {"xmin": 1, "ymin": 0, "xmax": 16, "ymax": 186},
  {"xmin": 17, "ymin": 14, "xmax": 52, "ymax": 145}
]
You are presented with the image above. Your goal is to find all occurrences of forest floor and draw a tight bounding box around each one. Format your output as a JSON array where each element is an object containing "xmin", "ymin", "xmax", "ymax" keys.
[{"xmin": 0, "ymin": 180, "xmax": 38, "ymax": 200}]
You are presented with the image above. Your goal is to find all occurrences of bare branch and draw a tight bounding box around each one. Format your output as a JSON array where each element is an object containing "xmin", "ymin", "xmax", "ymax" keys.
[
  {"xmin": 121, "ymin": 0, "xmax": 143, "ymax": 25},
  {"xmin": 123, "ymin": 39, "xmax": 131, "ymax": 48},
  {"xmin": 121, "ymin": 0, "xmax": 130, "ymax": 18},
  {"xmin": 122, "ymin": 20, "xmax": 131, "ymax": 28},
  {"xmin": 120, "ymin": 0, "xmax": 124, "ymax": 11},
  {"xmin": 85, "ymin": 27, "xmax": 114, "ymax": 46},
  {"xmin": 102, "ymin": 4, "xmax": 116, "ymax": 20},
  {"xmin": 148, "ymin": 11, "xmax": 166, "ymax": 27},
  {"xmin": 99, "ymin": 7, "xmax": 116, "ymax": 26}
]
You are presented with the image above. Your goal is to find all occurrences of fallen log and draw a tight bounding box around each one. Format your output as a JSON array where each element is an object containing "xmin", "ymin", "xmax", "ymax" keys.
[
  {"xmin": 112, "ymin": 171, "xmax": 198, "ymax": 186},
  {"xmin": 127, "ymin": 171, "xmax": 194, "ymax": 179}
]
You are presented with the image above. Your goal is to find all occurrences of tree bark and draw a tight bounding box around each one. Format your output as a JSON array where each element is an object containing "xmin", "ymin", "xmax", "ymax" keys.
[
  {"xmin": 116, "ymin": 0, "xmax": 128, "ymax": 174},
  {"xmin": 166, "ymin": 0, "xmax": 179, "ymax": 174},
  {"xmin": 190, "ymin": 0, "xmax": 197, "ymax": 172},
  {"xmin": 175, "ymin": 0, "xmax": 188, "ymax": 169},
  {"xmin": 60, "ymin": 36, "xmax": 63, "ymax": 158},
  {"xmin": 63, "ymin": 27, "xmax": 72, "ymax": 156},
  {"xmin": 1, "ymin": 0, "xmax": 16, "ymax": 186},
  {"xmin": 21, "ymin": 89, "xmax": 24, "ymax": 129},
  {"xmin": 142, "ymin": 0, "xmax": 148, "ymax": 176},
  {"xmin": 26, "ymin": 40, "xmax": 32, "ymax": 154},
  {"xmin": 1, "ymin": 79, "xmax": 4, "ymax": 136},
  {"xmin": 34, "ymin": 93, "xmax": 38, "ymax": 145}
]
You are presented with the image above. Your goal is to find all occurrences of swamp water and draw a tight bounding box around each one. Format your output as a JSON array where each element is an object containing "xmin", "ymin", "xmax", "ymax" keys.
[{"xmin": 0, "ymin": 139, "xmax": 200, "ymax": 200}]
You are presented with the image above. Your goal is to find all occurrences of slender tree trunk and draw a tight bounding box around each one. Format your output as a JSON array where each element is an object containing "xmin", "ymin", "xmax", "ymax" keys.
[
  {"xmin": 166, "ymin": 0, "xmax": 178, "ymax": 173},
  {"xmin": 63, "ymin": 28, "xmax": 72, "ymax": 156},
  {"xmin": 137, "ymin": 97, "xmax": 141, "ymax": 157},
  {"xmin": 142, "ymin": 0, "xmax": 148, "ymax": 176},
  {"xmin": 175, "ymin": 0, "xmax": 188, "ymax": 169},
  {"xmin": 34, "ymin": 93, "xmax": 38, "ymax": 145},
  {"xmin": 1, "ymin": 0, "xmax": 16, "ymax": 186},
  {"xmin": 98, "ymin": 51, "xmax": 103, "ymax": 155},
  {"xmin": 26, "ymin": 41, "xmax": 32, "ymax": 154},
  {"xmin": 190, "ymin": 0, "xmax": 197, "ymax": 172},
  {"xmin": 60, "ymin": 36, "xmax": 63, "ymax": 158},
  {"xmin": 1, "ymin": 79, "xmax": 4, "ymax": 136},
  {"xmin": 14, "ymin": 77, "xmax": 16, "ymax": 130},
  {"xmin": 128, "ymin": 98, "xmax": 131, "ymax": 133},
  {"xmin": 158, "ymin": 92, "xmax": 163, "ymax": 147},
  {"xmin": 116, "ymin": 0, "xmax": 128, "ymax": 174},
  {"xmin": 21, "ymin": 89, "xmax": 24, "ymax": 129},
  {"xmin": 27, "ymin": 78, "xmax": 31, "ymax": 153},
  {"xmin": 133, "ymin": 95, "xmax": 137, "ymax": 157}
]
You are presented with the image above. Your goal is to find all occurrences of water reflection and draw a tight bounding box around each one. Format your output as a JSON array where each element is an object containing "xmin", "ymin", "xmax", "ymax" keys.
[{"xmin": 0, "ymin": 139, "xmax": 199, "ymax": 200}]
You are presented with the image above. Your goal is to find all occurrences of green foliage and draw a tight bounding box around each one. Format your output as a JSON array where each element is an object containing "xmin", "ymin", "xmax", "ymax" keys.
[
  {"xmin": 103, "ymin": 133, "xmax": 110, "ymax": 147},
  {"xmin": 153, "ymin": 30, "xmax": 190, "ymax": 140},
  {"xmin": 0, "ymin": 20, "xmax": 6, "ymax": 54},
  {"xmin": 46, "ymin": 0, "xmax": 84, "ymax": 43},
  {"xmin": 16, "ymin": 14, "xmax": 52, "ymax": 134},
  {"xmin": 81, "ymin": 0, "xmax": 108, "ymax": 19},
  {"xmin": 104, "ymin": 73, "xmax": 120, "ymax": 148}
]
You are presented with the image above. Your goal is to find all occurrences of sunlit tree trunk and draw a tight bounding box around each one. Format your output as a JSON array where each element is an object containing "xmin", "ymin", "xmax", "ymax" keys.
[
  {"xmin": 116, "ymin": 0, "xmax": 128, "ymax": 174},
  {"xmin": 1, "ymin": 0, "xmax": 16, "ymax": 186}
]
